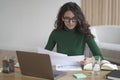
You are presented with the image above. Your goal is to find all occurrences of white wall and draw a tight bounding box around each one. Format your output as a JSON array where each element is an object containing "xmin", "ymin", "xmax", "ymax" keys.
[{"xmin": 0, "ymin": 0, "xmax": 81, "ymax": 51}]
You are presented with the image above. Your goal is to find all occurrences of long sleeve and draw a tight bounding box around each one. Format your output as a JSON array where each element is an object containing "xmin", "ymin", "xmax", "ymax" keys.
[
  {"xmin": 45, "ymin": 27, "xmax": 104, "ymax": 58},
  {"xmin": 86, "ymin": 36, "xmax": 104, "ymax": 60},
  {"xmin": 45, "ymin": 31, "xmax": 56, "ymax": 51}
]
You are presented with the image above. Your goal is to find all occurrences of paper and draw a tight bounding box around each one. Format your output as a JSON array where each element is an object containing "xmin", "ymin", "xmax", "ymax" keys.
[
  {"xmin": 37, "ymin": 48, "xmax": 67, "ymax": 57},
  {"xmin": 37, "ymin": 48, "xmax": 84, "ymax": 67},
  {"xmin": 37, "ymin": 48, "xmax": 84, "ymax": 65},
  {"xmin": 56, "ymin": 64, "xmax": 82, "ymax": 71},
  {"xmin": 101, "ymin": 60, "xmax": 118, "ymax": 70}
]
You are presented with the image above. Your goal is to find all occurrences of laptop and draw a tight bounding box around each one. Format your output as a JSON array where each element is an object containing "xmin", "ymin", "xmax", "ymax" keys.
[{"xmin": 16, "ymin": 51, "xmax": 66, "ymax": 80}]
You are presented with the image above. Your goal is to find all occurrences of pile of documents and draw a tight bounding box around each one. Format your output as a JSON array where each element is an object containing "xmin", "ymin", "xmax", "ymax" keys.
[{"xmin": 37, "ymin": 48, "xmax": 84, "ymax": 71}]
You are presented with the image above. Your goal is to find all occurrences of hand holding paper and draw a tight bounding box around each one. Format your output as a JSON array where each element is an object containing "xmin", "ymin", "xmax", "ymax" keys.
[{"xmin": 37, "ymin": 48, "xmax": 84, "ymax": 71}]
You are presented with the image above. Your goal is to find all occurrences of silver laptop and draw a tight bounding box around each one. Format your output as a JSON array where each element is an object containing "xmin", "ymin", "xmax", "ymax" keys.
[{"xmin": 16, "ymin": 51, "xmax": 66, "ymax": 80}]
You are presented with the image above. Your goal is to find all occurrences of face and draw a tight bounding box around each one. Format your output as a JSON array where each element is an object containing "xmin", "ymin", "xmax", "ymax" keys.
[{"xmin": 62, "ymin": 10, "xmax": 77, "ymax": 29}]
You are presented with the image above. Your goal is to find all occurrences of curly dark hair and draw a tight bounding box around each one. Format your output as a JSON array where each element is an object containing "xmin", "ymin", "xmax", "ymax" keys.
[{"xmin": 54, "ymin": 2, "xmax": 94, "ymax": 38}]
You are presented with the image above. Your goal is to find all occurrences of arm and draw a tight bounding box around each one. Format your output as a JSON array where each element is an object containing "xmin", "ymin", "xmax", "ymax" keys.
[
  {"xmin": 45, "ymin": 30, "xmax": 56, "ymax": 51},
  {"xmin": 80, "ymin": 36, "xmax": 104, "ymax": 66},
  {"xmin": 86, "ymin": 36, "xmax": 104, "ymax": 60}
]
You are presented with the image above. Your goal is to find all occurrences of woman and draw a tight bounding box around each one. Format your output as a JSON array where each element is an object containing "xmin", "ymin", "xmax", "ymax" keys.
[{"xmin": 45, "ymin": 2, "xmax": 104, "ymax": 65}]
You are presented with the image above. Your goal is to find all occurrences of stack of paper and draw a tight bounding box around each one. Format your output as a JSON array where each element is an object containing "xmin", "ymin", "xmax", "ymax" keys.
[
  {"xmin": 37, "ymin": 48, "xmax": 84, "ymax": 71},
  {"xmin": 56, "ymin": 64, "xmax": 82, "ymax": 71},
  {"xmin": 37, "ymin": 48, "xmax": 67, "ymax": 57}
]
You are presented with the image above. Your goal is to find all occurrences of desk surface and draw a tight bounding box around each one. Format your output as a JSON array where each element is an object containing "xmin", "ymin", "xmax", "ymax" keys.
[
  {"xmin": 0, "ymin": 68, "xmax": 113, "ymax": 80},
  {"xmin": 0, "ymin": 49, "xmax": 119, "ymax": 80}
]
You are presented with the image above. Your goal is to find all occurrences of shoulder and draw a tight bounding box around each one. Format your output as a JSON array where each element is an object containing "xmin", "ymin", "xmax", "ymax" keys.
[
  {"xmin": 49, "ymin": 29, "xmax": 63, "ymax": 36},
  {"xmin": 51, "ymin": 29, "xmax": 64, "ymax": 34},
  {"xmin": 50, "ymin": 29, "xmax": 58, "ymax": 35},
  {"xmin": 84, "ymin": 35, "xmax": 95, "ymax": 42}
]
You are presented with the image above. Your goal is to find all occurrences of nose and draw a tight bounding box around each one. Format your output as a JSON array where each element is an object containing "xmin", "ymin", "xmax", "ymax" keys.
[{"xmin": 69, "ymin": 20, "xmax": 73, "ymax": 24}]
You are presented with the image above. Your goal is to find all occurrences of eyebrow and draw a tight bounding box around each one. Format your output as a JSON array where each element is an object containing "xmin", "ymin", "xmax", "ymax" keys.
[{"xmin": 63, "ymin": 17, "xmax": 76, "ymax": 19}]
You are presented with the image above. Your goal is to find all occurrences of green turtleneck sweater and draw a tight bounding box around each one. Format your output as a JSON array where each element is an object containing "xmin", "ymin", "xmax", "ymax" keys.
[{"xmin": 45, "ymin": 27, "xmax": 104, "ymax": 59}]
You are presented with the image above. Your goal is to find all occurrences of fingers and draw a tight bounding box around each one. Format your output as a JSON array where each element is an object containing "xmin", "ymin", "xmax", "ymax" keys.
[
  {"xmin": 80, "ymin": 61, "xmax": 85, "ymax": 65},
  {"xmin": 80, "ymin": 57, "xmax": 95, "ymax": 65}
]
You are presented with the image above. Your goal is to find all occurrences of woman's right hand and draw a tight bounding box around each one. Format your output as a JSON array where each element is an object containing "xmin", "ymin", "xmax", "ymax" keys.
[{"xmin": 80, "ymin": 57, "xmax": 95, "ymax": 65}]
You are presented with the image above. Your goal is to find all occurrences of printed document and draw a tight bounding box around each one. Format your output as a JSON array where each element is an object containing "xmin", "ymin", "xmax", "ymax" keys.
[{"xmin": 37, "ymin": 48, "xmax": 84, "ymax": 71}]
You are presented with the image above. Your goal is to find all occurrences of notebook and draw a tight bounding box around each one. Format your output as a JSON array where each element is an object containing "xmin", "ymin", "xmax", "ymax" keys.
[
  {"xmin": 105, "ymin": 70, "xmax": 120, "ymax": 80},
  {"xmin": 16, "ymin": 51, "xmax": 66, "ymax": 80}
]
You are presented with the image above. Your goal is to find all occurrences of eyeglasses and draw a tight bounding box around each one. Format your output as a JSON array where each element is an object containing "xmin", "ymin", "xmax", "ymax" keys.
[{"xmin": 63, "ymin": 17, "xmax": 77, "ymax": 23}]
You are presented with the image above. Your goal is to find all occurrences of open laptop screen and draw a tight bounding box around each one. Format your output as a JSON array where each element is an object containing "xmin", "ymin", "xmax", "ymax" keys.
[{"xmin": 16, "ymin": 51, "xmax": 66, "ymax": 80}]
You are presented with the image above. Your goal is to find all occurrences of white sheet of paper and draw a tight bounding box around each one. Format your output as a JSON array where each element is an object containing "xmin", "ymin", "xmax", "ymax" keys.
[
  {"xmin": 37, "ymin": 48, "xmax": 67, "ymax": 57},
  {"xmin": 56, "ymin": 64, "xmax": 82, "ymax": 71},
  {"xmin": 37, "ymin": 48, "xmax": 84, "ymax": 66}
]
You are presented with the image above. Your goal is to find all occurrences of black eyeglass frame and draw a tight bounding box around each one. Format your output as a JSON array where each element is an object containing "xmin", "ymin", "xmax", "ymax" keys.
[{"xmin": 63, "ymin": 17, "xmax": 77, "ymax": 23}]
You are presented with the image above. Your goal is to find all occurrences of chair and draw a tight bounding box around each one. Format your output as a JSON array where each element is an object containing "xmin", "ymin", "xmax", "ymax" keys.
[
  {"xmin": 90, "ymin": 25, "xmax": 120, "ymax": 64},
  {"xmin": 90, "ymin": 25, "xmax": 120, "ymax": 51}
]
